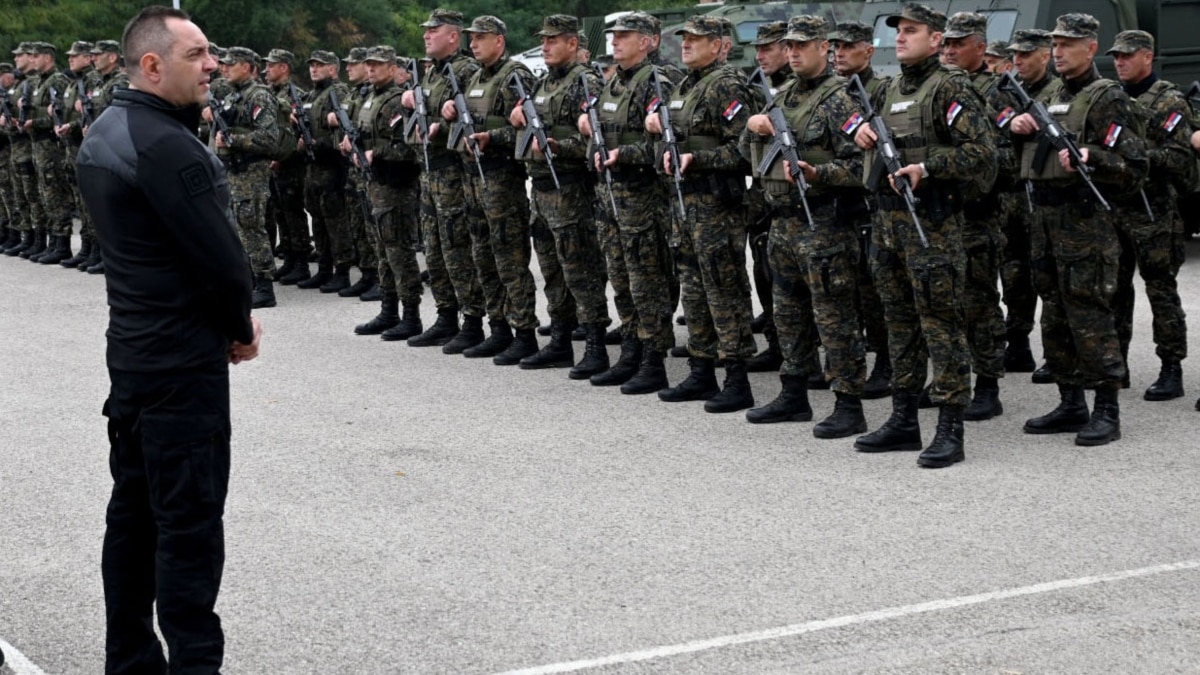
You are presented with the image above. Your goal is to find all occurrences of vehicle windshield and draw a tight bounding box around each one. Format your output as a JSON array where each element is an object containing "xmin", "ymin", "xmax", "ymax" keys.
[{"xmin": 873, "ymin": 10, "xmax": 1018, "ymax": 48}]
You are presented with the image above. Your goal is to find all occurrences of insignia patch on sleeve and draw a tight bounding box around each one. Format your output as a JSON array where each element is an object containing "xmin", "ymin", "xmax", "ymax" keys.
[
  {"xmin": 646, "ymin": 97, "xmax": 660, "ymax": 114},
  {"xmin": 722, "ymin": 100, "xmax": 743, "ymax": 121},
  {"xmin": 995, "ymin": 106, "xmax": 1016, "ymax": 129},
  {"xmin": 1163, "ymin": 111, "xmax": 1183, "ymax": 133},
  {"xmin": 179, "ymin": 163, "xmax": 213, "ymax": 197},
  {"xmin": 389, "ymin": 112, "xmax": 404, "ymax": 128},
  {"xmin": 841, "ymin": 111, "xmax": 863, "ymax": 135},
  {"xmin": 946, "ymin": 101, "xmax": 963, "ymax": 126},
  {"xmin": 1104, "ymin": 123, "xmax": 1123, "ymax": 147},
  {"xmin": 252, "ymin": 105, "xmax": 262, "ymax": 120}
]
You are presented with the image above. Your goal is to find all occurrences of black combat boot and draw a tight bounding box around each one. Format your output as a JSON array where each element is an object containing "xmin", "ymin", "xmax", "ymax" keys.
[
  {"xmin": 355, "ymin": 297, "xmax": 400, "ymax": 335},
  {"xmin": 382, "ymin": 304, "xmax": 423, "ymax": 341},
  {"xmin": 745, "ymin": 341, "xmax": 783, "ymax": 373},
  {"xmin": 61, "ymin": 235, "xmax": 91, "ymax": 268},
  {"xmin": 745, "ymin": 374, "xmax": 810, "ymax": 424},
  {"xmin": 319, "ymin": 264, "xmax": 351, "ymax": 293},
  {"xmin": 494, "ymin": 328, "xmax": 539, "ymax": 365},
  {"xmin": 86, "ymin": 251, "xmax": 105, "ymax": 274},
  {"xmin": 706, "ymin": 360, "xmax": 754, "ymax": 413},
  {"xmin": 3, "ymin": 229, "xmax": 31, "ymax": 256},
  {"xmin": 20, "ymin": 228, "xmax": 47, "ymax": 259},
  {"xmin": 750, "ymin": 312, "xmax": 767, "ymax": 333},
  {"xmin": 620, "ymin": 348, "xmax": 668, "ymax": 395},
  {"xmin": 537, "ymin": 325, "xmax": 552, "ymax": 336},
  {"xmin": 591, "ymin": 333, "xmax": 642, "ymax": 387},
  {"xmin": 275, "ymin": 253, "xmax": 298, "ymax": 280},
  {"xmin": 813, "ymin": 392, "xmax": 868, "ymax": 439},
  {"xmin": 279, "ymin": 258, "xmax": 312, "ymax": 285},
  {"xmin": 569, "ymin": 324, "xmax": 610, "ymax": 379},
  {"xmin": 1144, "ymin": 359, "xmax": 1184, "ymax": 401},
  {"xmin": 604, "ymin": 327, "xmax": 622, "ymax": 345},
  {"xmin": 862, "ymin": 351, "xmax": 893, "ymax": 399},
  {"xmin": 296, "ymin": 263, "xmax": 331, "ymax": 289},
  {"xmin": 0, "ymin": 226, "xmax": 16, "ymax": 250},
  {"xmin": 808, "ymin": 353, "xmax": 830, "ymax": 390},
  {"xmin": 854, "ymin": 390, "xmax": 923, "ymax": 453},
  {"xmin": 658, "ymin": 358, "xmax": 720, "ymax": 402},
  {"xmin": 406, "ymin": 307, "xmax": 458, "ymax": 346},
  {"xmin": 1004, "ymin": 333, "xmax": 1037, "ymax": 373},
  {"xmin": 518, "ymin": 320, "xmax": 573, "ymax": 369},
  {"xmin": 964, "ymin": 375, "xmax": 1003, "ymax": 421},
  {"xmin": 77, "ymin": 242, "xmax": 102, "ymax": 271},
  {"xmin": 38, "ymin": 235, "xmax": 71, "ymax": 265},
  {"xmin": 359, "ymin": 283, "xmax": 382, "ymax": 302},
  {"xmin": 463, "ymin": 319, "xmax": 513, "ymax": 358},
  {"xmin": 442, "ymin": 314, "xmax": 484, "ymax": 354},
  {"xmin": 1031, "ymin": 361, "xmax": 1055, "ymax": 384},
  {"xmin": 1075, "ymin": 387, "xmax": 1121, "ymax": 446},
  {"xmin": 669, "ymin": 345, "xmax": 689, "ymax": 358},
  {"xmin": 251, "ymin": 275, "xmax": 276, "ymax": 309},
  {"xmin": 570, "ymin": 325, "xmax": 586, "ymax": 341},
  {"xmin": 917, "ymin": 405, "xmax": 965, "ymax": 468},
  {"xmin": 339, "ymin": 267, "xmax": 377, "ymax": 298},
  {"xmin": 1023, "ymin": 385, "xmax": 1089, "ymax": 434}
]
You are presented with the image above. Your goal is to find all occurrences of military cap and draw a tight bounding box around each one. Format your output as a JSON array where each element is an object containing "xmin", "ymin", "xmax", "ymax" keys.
[
  {"xmin": 674, "ymin": 15, "xmax": 724, "ymax": 38},
  {"xmin": 207, "ymin": 42, "xmax": 226, "ymax": 58},
  {"xmin": 363, "ymin": 45, "xmax": 397, "ymax": 63},
  {"xmin": 828, "ymin": 21, "xmax": 873, "ymax": 44},
  {"xmin": 578, "ymin": 32, "xmax": 589, "ymax": 48},
  {"xmin": 717, "ymin": 17, "xmax": 734, "ymax": 39},
  {"xmin": 536, "ymin": 15, "xmax": 581, "ymax": 37},
  {"xmin": 265, "ymin": 49, "xmax": 295, "ymax": 67},
  {"xmin": 594, "ymin": 54, "xmax": 615, "ymax": 67},
  {"xmin": 750, "ymin": 21, "xmax": 787, "ymax": 46},
  {"xmin": 464, "ymin": 15, "xmax": 506, "ymax": 35},
  {"xmin": 66, "ymin": 41, "xmax": 94, "ymax": 56},
  {"xmin": 0, "ymin": 63, "xmax": 12, "ymax": 74},
  {"xmin": 1050, "ymin": 13, "xmax": 1100, "ymax": 41},
  {"xmin": 942, "ymin": 12, "xmax": 987, "ymax": 39},
  {"xmin": 1106, "ymin": 29, "xmax": 1154, "ymax": 55},
  {"xmin": 219, "ymin": 46, "xmax": 259, "ymax": 65},
  {"xmin": 985, "ymin": 40, "xmax": 1011, "ymax": 58},
  {"xmin": 31, "ymin": 42, "xmax": 58, "ymax": 55},
  {"xmin": 11, "ymin": 42, "xmax": 31, "ymax": 56},
  {"xmin": 783, "ymin": 15, "xmax": 828, "ymax": 43},
  {"xmin": 344, "ymin": 47, "xmax": 369, "ymax": 63},
  {"xmin": 885, "ymin": 4, "xmax": 947, "ymax": 33},
  {"xmin": 1008, "ymin": 28, "xmax": 1051, "ymax": 52},
  {"xmin": 606, "ymin": 11, "xmax": 660, "ymax": 36},
  {"xmin": 420, "ymin": 8, "xmax": 465, "ymax": 29},
  {"xmin": 307, "ymin": 49, "xmax": 339, "ymax": 65},
  {"xmin": 92, "ymin": 40, "xmax": 121, "ymax": 55}
]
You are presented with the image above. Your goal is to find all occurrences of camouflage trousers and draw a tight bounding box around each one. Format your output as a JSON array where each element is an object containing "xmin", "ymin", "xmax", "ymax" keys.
[
  {"xmin": 1029, "ymin": 197, "xmax": 1125, "ymax": 389},
  {"xmin": 871, "ymin": 196, "xmax": 971, "ymax": 406},
  {"xmin": 531, "ymin": 194, "xmax": 575, "ymax": 326},
  {"xmin": 465, "ymin": 169, "xmax": 537, "ymax": 330},
  {"xmin": 0, "ymin": 142, "xmax": 12, "ymax": 226},
  {"xmin": 674, "ymin": 189, "xmax": 756, "ymax": 362},
  {"xmin": 962, "ymin": 200, "xmax": 1008, "ymax": 379},
  {"xmin": 1112, "ymin": 199, "xmax": 1187, "ymax": 364},
  {"xmin": 269, "ymin": 160, "xmax": 311, "ymax": 256},
  {"xmin": 304, "ymin": 162, "xmax": 353, "ymax": 270},
  {"xmin": 531, "ymin": 178, "xmax": 610, "ymax": 327},
  {"xmin": 855, "ymin": 218, "xmax": 887, "ymax": 354},
  {"xmin": 347, "ymin": 176, "xmax": 376, "ymax": 270},
  {"xmin": 421, "ymin": 163, "xmax": 481, "ymax": 315},
  {"xmin": 999, "ymin": 192, "xmax": 1037, "ymax": 341},
  {"xmin": 33, "ymin": 139, "xmax": 72, "ymax": 236},
  {"xmin": 368, "ymin": 179, "xmax": 423, "ymax": 307},
  {"xmin": 10, "ymin": 139, "xmax": 35, "ymax": 232},
  {"xmin": 597, "ymin": 176, "xmax": 675, "ymax": 352},
  {"xmin": 228, "ymin": 160, "xmax": 275, "ymax": 279},
  {"xmin": 770, "ymin": 203, "xmax": 866, "ymax": 395},
  {"xmin": 64, "ymin": 142, "xmax": 93, "ymax": 240}
]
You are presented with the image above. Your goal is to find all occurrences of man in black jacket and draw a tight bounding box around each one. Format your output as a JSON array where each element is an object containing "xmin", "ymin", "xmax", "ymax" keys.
[{"xmin": 76, "ymin": 6, "xmax": 262, "ymax": 672}]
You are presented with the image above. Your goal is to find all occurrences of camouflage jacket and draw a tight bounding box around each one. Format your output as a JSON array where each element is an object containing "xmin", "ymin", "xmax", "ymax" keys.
[
  {"xmin": 424, "ymin": 50, "xmax": 479, "ymax": 161},
  {"xmin": 596, "ymin": 58, "xmax": 675, "ymax": 168},
  {"xmin": 221, "ymin": 78, "xmax": 281, "ymax": 157},
  {"xmin": 30, "ymin": 67, "xmax": 70, "ymax": 136},
  {"xmin": 766, "ymin": 71, "xmax": 863, "ymax": 197},
  {"xmin": 1125, "ymin": 75, "xmax": 1195, "ymax": 197},
  {"xmin": 526, "ymin": 62, "xmax": 599, "ymax": 178},
  {"xmin": 91, "ymin": 67, "xmax": 128, "ymax": 118},
  {"xmin": 271, "ymin": 79, "xmax": 308, "ymax": 162},
  {"xmin": 458, "ymin": 55, "xmax": 533, "ymax": 160},
  {"xmin": 661, "ymin": 59, "xmax": 749, "ymax": 173},
  {"xmin": 967, "ymin": 65, "xmax": 1018, "ymax": 192},
  {"xmin": 306, "ymin": 77, "xmax": 352, "ymax": 160},
  {"xmin": 62, "ymin": 66, "xmax": 104, "ymax": 141}
]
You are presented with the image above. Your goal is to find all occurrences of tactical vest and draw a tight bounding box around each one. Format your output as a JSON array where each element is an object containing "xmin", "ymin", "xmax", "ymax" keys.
[
  {"xmin": 424, "ymin": 54, "xmax": 473, "ymax": 160},
  {"xmin": 365, "ymin": 84, "xmax": 418, "ymax": 184},
  {"xmin": 519, "ymin": 63, "xmax": 590, "ymax": 164},
  {"xmin": 597, "ymin": 62, "xmax": 656, "ymax": 156},
  {"xmin": 862, "ymin": 66, "xmax": 956, "ymax": 189},
  {"xmin": 1019, "ymin": 77, "xmax": 1112, "ymax": 182},
  {"xmin": 756, "ymin": 75, "xmax": 842, "ymax": 199},
  {"xmin": 663, "ymin": 67, "xmax": 727, "ymax": 154},
  {"xmin": 1133, "ymin": 79, "xmax": 1197, "ymax": 193},
  {"xmin": 226, "ymin": 82, "xmax": 295, "ymax": 161}
]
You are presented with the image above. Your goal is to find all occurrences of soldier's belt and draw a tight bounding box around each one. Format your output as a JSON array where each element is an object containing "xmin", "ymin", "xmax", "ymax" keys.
[
  {"xmin": 226, "ymin": 156, "xmax": 270, "ymax": 174},
  {"xmin": 893, "ymin": 135, "xmax": 925, "ymax": 149},
  {"xmin": 464, "ymin": 155, "xmax": 521, "ymax": 174},
  {"xmin": 608, "ymin": 167, "xmax": 654, "ymax": 183},
  {"xmin": 424, "ymin": 153, "xmax": 459, "ymax": 172},
  {"xmin": 372, "ymin": 159, "xmax": 420, "ymax": 186},
  {"xmin": 962, "ymin": 192, "xmax": 1001, "ymax": 220},
  {"xmin": 876, "ymin": 187, "xmax": 961, "ymax": 216},
  {"xmin": 30, "ymin": 130, "xmax": 55, "ymax": 141},
  {"xmin": 775, "ymin": 191, "xmax": 837, "ymax": 214},
  {"xmin": 1029, "ymin": 185, "xmax": 1096, "ymax": 207},
  {"xmin": 532, "ymin": 171, "xmax": 588, "ymax": 192},
  {"xmin": 677, "ymin": 172, "xmax": 741, "ymax": 196}
]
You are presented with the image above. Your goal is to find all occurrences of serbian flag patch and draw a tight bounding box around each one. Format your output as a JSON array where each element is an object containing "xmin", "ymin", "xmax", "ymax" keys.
[
  {"xmin": 1163, "ymin": 111, "xmax": 1184, "ymax": 133},
  {"xmin": 646, "ymin": 97, "xmax": 661, "ymax": 114},
  {"xmin": 946, "ymin": 101, "xmax": 963, "ymax": 126},
  {"xmin": 252, "ymin": 105, "xmax": 263, "ymax": 120},
  {"xmin": 995, "ymin": 106, "xmax": 1016, "ymax": 129},
  {"xmin": 722, "ymin": 100, "xmax": 743, "ymax": 121},
  {"xmin": 1104, "ymin": 123, "xmax": 1123, "ymax": 147},
  {"xmin": 389, "ymin": 112, "xmax": 404, "ymax": 128},
  {"xmin": 841, "ymin": 111, "xmax": 863, "ymax": 135},
  {"xmin": 580, "ymin": 95, "xmax": 597, "ymax": 112}
]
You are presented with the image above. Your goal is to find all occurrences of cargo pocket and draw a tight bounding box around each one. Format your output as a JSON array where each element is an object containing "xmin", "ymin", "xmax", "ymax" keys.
[
  {"xmin": 806, "ymin": 243, "xmax": 850, "ymax": 297},
  {"xmin": 1058, "ymin": 247, "xmax": 1114, "ymax": 302},
  {"xmin": 910, "ymin": 256, "xmax": 958, "ymax": 314},
  {"xmin": 141, "ymin": 412, "xmax": 230, "ymax": 510}
]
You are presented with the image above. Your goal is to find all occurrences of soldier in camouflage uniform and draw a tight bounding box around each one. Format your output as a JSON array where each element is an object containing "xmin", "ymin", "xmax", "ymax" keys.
[
  {"xmin": 1009, "ymin": 13, "xmax": 1147, "ymax": 446},
  {"xmin": 55, "ymin": 41, "xmax": 103, "ymax": 268},
  {"xmin": 578, "ymin": 11, "xmax": 677, "ymax": 395},
  {"xmin": 401, "ymin": 9, "xmax": 484, "ymax": 348},
  {"xmin": 336, "ymin": 47, "xmax": 377, "ymax": 297},
  {"xmin": 743, "ymin": 16, "xmax": 868, "ymax": 436},
  {"xmin": 1108, "ymin": 30, "xmax": 1193, "ymax": 401},
  {"xmin": 263, "ymin": 49, "xmax": 313, "ymax": 285},
  {"xmin": 984, "ymin": 40, "xmax": 1013, "ymax": 75},
  {"xmin": 26, "ymin": 43, "xmax": 75, "ymax": 264},
  {"xmin": 0, "ymin": 64, "xmax": 16, "ymax": 250},
  {"xmin": 75, "ymin": 39, "xmax": 127, "ymax": 274},
  {"xmin": 514, "ymin": 15, "xmax": 613, "ymax": 376},
  {"xmin": 442, "ymin": 16, "xmax": 542, "ymax": 362},
  {"xmin": 211, "ymin": 46, "xmax": 281, "ymax": 308},
  {"xmin": 647, "ymin": 15, "xmax": 757, "ymax": 413},
  {"xmin": 830, "ymin": 21, "xmax": 894, "ymax": 400},
  {"xmin": 3, "ymin": 44, "xmax": 39, "ymax": 258},
  {"xmin": 852, "ymin": 4, "xmax": 996, "ymax": 468}
]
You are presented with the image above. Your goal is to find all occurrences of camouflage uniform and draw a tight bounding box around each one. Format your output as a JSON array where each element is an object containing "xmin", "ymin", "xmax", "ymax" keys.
[
  {"xmin": 302, "ymin": 51, "xmax": 353, "ymax": 281},
  {"xmin": 343, "ymin": 64, "xmax": 377, "ymax": 278},
  {"xmin": 90, "ymin": 42, "xmax": 129, "ymax": 116},
  {"xmin": 265, "ymin": 50, "xmax": 313, "ymax": 266},
  {"xmin": 59, "ymin": 42, "xmax": 104, "ymax": 264},
  {"xmin": 0, "ymin": 63, "xmax": 16, "ymax": 241},
  {"xmin": 29, "ymin": 47, "xmax": 74, "ymax": 247},
  {"xmin": 3, "ymin": 45, "xmax": 37, "ymax": 255}
]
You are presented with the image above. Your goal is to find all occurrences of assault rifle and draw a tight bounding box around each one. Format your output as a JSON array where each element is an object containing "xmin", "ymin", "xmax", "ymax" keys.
[
  {"xmin": 998, "ymin": 72, "xmax": 1111, "ymax": 213},
  {"xmin": 0, "ymin": 89, "xmax": 16, "ymax": 128},
  {"xmin": 848, "ymin": 74, "xmax": 928, "ymax": 248},
  {"xmin": 17, "ymin": 80, "xmax": 32, "ymax": 127},
  {"xmin": 579, "ymin": 72, "xmax": 618, "ymax": 215},
  {"xmin": 509, "ymin": 72, "xmax": 559, "ymax": 190},
  {"xmin": 748, "ymin": 67, "xmax": 815, "ymax": 229},
  {"xmin": 403, "ymin": 59, "xmax": 431, "ymax": 171},
  {"xmin": 288, "ymin": 83, "xmax": 316, "ymax": 161},
  {"xmin": 443, "ymin": 63, "xmax": 487, "ymax": 185},
  {"xmin": 206, "ymin": 92, "xmax": 231, "ymax": 146},
  {"xmin": 77, "ymin": 79, "xmax": 95, "ymax": 128},
  {"xmin": 650, "ymin": 68, "xmax": 686, "ymax": 218},
  {"xmin": 329, "ymin": 87, "xmax": 373, "ymax": 184},
  {"xmin": 49, "ymin": 87, "xmax": 66, "ymax": 143}
]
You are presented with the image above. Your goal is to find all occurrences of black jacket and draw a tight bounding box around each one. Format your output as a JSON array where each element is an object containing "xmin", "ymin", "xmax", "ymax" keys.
[{"xmin": 77, "ymin": 88, "xmax": 253, "ymax": 372}]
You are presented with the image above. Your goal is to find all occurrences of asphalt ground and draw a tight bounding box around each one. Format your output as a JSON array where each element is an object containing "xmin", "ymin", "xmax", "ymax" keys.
[{"xmin": 3, "ymin": 234, "xmax": 1200, "ymax": 674}]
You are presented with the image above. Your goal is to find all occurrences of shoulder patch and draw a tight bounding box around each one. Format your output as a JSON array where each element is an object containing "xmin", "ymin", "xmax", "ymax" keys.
[
  {"xmin": 995, "ymin": 106, "xmax": 1016, "ymax": 129},
  {"xmin": 946, "ymin": 101, "xmax": 963, "ymax": 126},
  {"xmin": 1104, "ymin": 123, "xmax": 1123, "ymax": 148},
  {"xmin": 841, "ymin": 111, "xmax": 863, "ymax": 135},
  {"xmin": 722, "ymin": 100, "xmax": 743, "ymax": 121},
  {"xmin": 179, "ymin": 162, "xmax": 213, "ymax": 198},
  {"xmin": 1163, "ymin": 111, "xmax": 1184, "ymax": 133}
]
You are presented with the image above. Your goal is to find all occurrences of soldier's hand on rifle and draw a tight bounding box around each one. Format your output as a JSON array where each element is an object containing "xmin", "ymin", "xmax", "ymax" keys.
[
  {"xmin": 595, "ymin": 147, "xmax": 619, "ymax": 172},
  {"xmin": 577, "ymin": 113, "xmax": 592, "ymax": 137},
  {"xmin": 747, "ymin": 114, "xmax": 775, "ymax": 136},
  {"xmin": 428, "ymin": 121, "xmax": 441, "ymax": 140},
  {"xmin": 441, "ymin": 100, "xmax": 457, "ymax": 121},
  {"xmin": 469, "ymin": 131, "xmax": 490, "ymax": 151},
  {"xmin": 45, "ymin": 103, "xmax": 54, "ymax": 117},
  {"xmin": 201, "ymin": 106, "xmax": 214, "ymax": 123},
  {"xmin": 363, "ymin": 149, "xmax": 374, "ymax": 166},
  {"xmin": 74, "ymin": 99, "xmax": 83, "ymax": 114},
  {"xmin": 854, "ymin": 124, "xmax": 877, "ymax": 150},
  {"xmin": 338, "ymin": 136, "xmax": 351, "ymax": 155},
  {"xmin": 289, "ymin": 112, "xmax": 298, "ymax": 126},
  {"xmin": 0, "ymin": 114, "xmax": 9, "ymax": 127},
  {"xmin": 532, "ymin": 136, "xmax": 557, "ymax": 157},
  {"xmin": 509, "ymin": 106, "xmax": 526, "ymax": 128},
  {"xmin": 326, "ymin": 112, "xmax": 337, "ymax": 128},
  {"xmin": 54, "ymin": 123, "xmax": 69, "ymax": 138},
  {"xmin": 890, "ymin": 163, "xmax": 923, "ymax": 192},
  {"xmin": 1060, "ymin": 147, "xmax": 1087, "ymax": 173},
  {"xmin": 1191, "ymin": 129, "xmax": 1200, "ymax": 153},
  {"xmin": 401, "ymin": 89, "xmax": 415, "ymax": 110},
  {"xmin": 297, "ymin": 138, "xmax": 306, "ymax": 152},
  {"xmin": 663, "ymin": 150, "xmax": 691, "ymax": 176},
  {"xmin": 270, "ymin": 160, "xmax": 280, "ymax": 172},
  {"xmin": 215, "ymin": 133, "xmax": 229, "ymax": 149},
  {"xmin": 783, "ymin": 160, "xmax": 817, "ymax": 184},
  {"xmin": 645, "ymin": 114, "xmax": 663, "ymax": 135},
  {"xmin": 21, "ymin": 119, "xmax": 32, "ymax": 132},
  {"xmin": 1010, "ymin": 113, "xmax": 1038, "ymax": 135}
]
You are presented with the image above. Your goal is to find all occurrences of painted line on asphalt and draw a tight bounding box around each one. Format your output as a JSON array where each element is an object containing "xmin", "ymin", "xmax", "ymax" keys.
[
  {"xmin": 0, "ymin": 638, "xmax": 48, "ymax": 675},
  {"xmin": 493, "ymin": 558, "xmax": 1200, "ymax": 674}
]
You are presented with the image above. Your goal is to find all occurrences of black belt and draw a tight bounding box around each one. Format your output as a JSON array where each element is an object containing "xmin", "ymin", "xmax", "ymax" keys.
[
  {"xmin": 876, "ymin": 187, "xmax": 960, "ymax": 216},
  {"xmin": 677, "ymin": 172, "xmax": 742, "ymax": 196},
  {"xmin": 1029, "ymin": 185, "xmax": 1094, "ymax": 207},
  {"xmin": 608, "ymin": 168, "xmax": 653, "ymax": 184},
  {"xmin": 532, "ymin": 171, "xmax": 589, "ymax": 192},
  {"xmin": 424, "ymin": 153, "xmax": 459, "ymax": 173},
  {"xmin": 779, "ymin": 191, "xmax": 837, "ymax": 213}
]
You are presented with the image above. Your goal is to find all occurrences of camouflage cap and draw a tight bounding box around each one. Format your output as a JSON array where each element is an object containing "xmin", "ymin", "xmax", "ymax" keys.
[
  {"xmin": 1050, "ymin": 13, "xmax": 1100, "ymax": 41},
  {"xmin": 606, "ymin": 11, "xmax": 660, "ymax": 36},
  {"xmin": 717, "ymin": 17, "xmax": 734, "ymax": 39},
  {"xmin": 219, "ymin": 46, "xmax": 259, "ymax": 65},
  {"xmin": 11, "ymin": 42, "xmax": 31, "ymax": 56},
  {"xmin": 264, "ymin": 49, "xmax": 295, "ymax": 67},
  {"xmin": 985, "ymin": 40, "xmax": 1012, "ymax": 58},
  {"xmin": 363, "ymin": 45, "xmax": 397, "ymax": 63},
  {"xmin": 828, "ymin": 21, "xmax": 873, "ymax": 44},
  {"xmin": 1008, "ymin": 29, "xmax": 1051, "ymax": 52},
  {"xmin": 594, "ymin": 54, "xmax": 615, "ymax": 67},
  {"xmin": 91, "ymin": 40, "xmax": 121, "ymax": 55},
  {"xmin": 0, "ymin": 63, "xmax": 12, "ymax": 74},
  {"xmin": 942, "ymin": 12, "xmax": 987, "ymax": 40},
  {"xmin": 31, "ymin": 42, "xmax": 58, "ymax": 55},
  {"xmin": 208, "ymin": 42, "xmax": 225, "ymax": 58},
  {"xmin": 885, "ymin": 4, "xmax": 947, "ymax": 33},
  {"xmin": 783, "ymin": 15, "xmax": 828, "ymax": 43},
  {"xmin": 750, "ymin": 20, "xmax": 787, "ymax": 46},
  {"xmin": 420, "ymin": 8, "xmax": 465, "ymax": 29},
  {"xmin": 674, "ymin": 15, "xmax": 724, "ymax": 38},
  {"xmin": 464, "ymin": 15, "xmax": 506, "ymax": 35},
  {"xmin": 307, "ymin": 49, "xmax": 339, "ymax": 65},
  {"xmin": 1106, "ymin": 29, "xmax": 1154, "ymax": 55},
  {"xmin": 578, "ymin": 32, "xmax": 589, "ymax": 48},
  {"xmin": 536, "ymin": 15, "xmax": 581, "ymax": 37},
  {"xmin": 344, "ymin": 47, "xmax": 369, "ymax": 63},
  {"xmin": 66, "ymin": 41, "xmax": 94, "ymax": 56}
]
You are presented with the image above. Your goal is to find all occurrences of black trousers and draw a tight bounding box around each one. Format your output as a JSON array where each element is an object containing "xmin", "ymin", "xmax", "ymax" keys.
[{"xmin": 102, "ymin": 366, "xmax": 231, "ymax": 675}]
